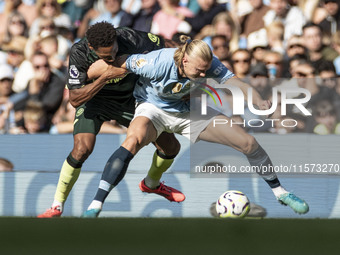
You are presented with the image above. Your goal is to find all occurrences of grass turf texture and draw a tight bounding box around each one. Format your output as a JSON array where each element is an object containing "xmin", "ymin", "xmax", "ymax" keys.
[{"xmin": 0, "ymin": 218, "xmax": 338, "ymax": 255}]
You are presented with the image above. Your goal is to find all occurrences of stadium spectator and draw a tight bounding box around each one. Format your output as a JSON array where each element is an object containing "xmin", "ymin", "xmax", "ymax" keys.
[
  {"xmin": 0, "ymin": 0, "xmax": 37, "ymax": 33},
  {"xmin": 248, "ymin": 62, "xmax": 271, "ymax": 99},
  {"xmin": 130, "ymin": 0, "xmax": 160, "ymax": 32},
  {"xmin": 0, "ymin": 64, "xmax": 15, "ymax": 103},
  {"xmin": 166, "ymin": 0, "xmax": 226, "ymax": 38},
  {"xmin": 296, "ymin": 0, "xmax": 322, "ymax": 23},
  {"xmin": 1, "ymin": 35, "xmax": 27, "ymax": 71},
  {"xmin": 247, "ymin": 29, "xmax": 269, "ymax": 64},
  {"xmin": 318, "ymin": 0, "xmax": 340, "ymax": 38},
  {"xmin": 231, "ymin": 49, "xmax": 252, "ymax": 79},
  {"xmin": 263, "ymin": 0, "xmax": 306, "ymax": 42},
  {"xmin": 25, "ymin": 17, "xmax": 70, "ymax": 62},
  {"xmin": 14, "ymin": 17, "xmax": 71, "ymax": 93},
  {"xmin": 13, "ymin": 51, "xmax": 65, "ymax": 131},
  {"xmin": 0, "ymin": 11, "xmax": 28, "ymax": 47},
  {"xmin": 302, "ymin": 22, "xmax": 339, "ymax": 68},
  {"xmin": 29, "ymin": 0, "xmax": 72, "ymax": 37},
  {"xmin": 291, "ymin": 59, "xmax": 319, "ymax": 97},
  {"xmin": 262, "ymin": 50, "xmax": 286, "ymax": 82},
  {"xmin": 239, "ymin": 0, "xmax": 270, "ymax": 37},
  {"xmin": 0, "ymin": 64, "xmax": 16, "ymax": 134},
  {"xmin": 21, "ymin": 100, "xmax": 48, "ymax": 134},
  {"xmin": 211, "ymin": 35, "xmax": 229, "ymax": 60},
  {"xmin": 313, "ymin": 100, "xmax": 340, "ymax": 134},
  {"xmin": 0, "ymin": 157, "xmax": 14, "ymax": 172},
  {"xmin": 60, "ymin": 0, "xmax": 93, "ymax": 30},
  {"xmin": 314, "ymin": 61, "xmax": 340, "ymax": 120},
  {"xmin": 331, "ymin": 31, "xmax": 340, "ymax": 75},
  {"xmin": 244, "ymin": 62, "xmax": 272, "ymax": 132},
  {"xmin": 195, "ymin": 12, "xmax": 239, "ymax": 53},
  {"xmin": 287, "ymin": 54, "xmax": 309, "ymax": 77},
  {"xmin": 121, "ymin": 0, "xmax": 142, "ymax": 14},
  {"xmin": 285, "ymin": 35, "xmax": 307, "ymax": 59},
  {"xmin": 318, "ymin": 60, "xmax": 338, "ymax": 89},
  {"xmin": 77, "ymin": 0, "xmax": 133, "ymax": 39},
  {"xmin": 150, "ymin": 0, "xmax": 193, "ymax": 39},
  {"xmin": 265, "ymin": 20, "xmax": 285, "ymax": 55}
]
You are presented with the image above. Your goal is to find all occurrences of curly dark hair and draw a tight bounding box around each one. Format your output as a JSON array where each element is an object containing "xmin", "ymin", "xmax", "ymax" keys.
[{"xmin": 86, "ymin": 22, "xmax": 117, "ymax": 50}]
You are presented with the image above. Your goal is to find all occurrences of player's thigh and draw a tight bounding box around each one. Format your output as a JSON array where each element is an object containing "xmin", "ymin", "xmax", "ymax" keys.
[
  {"xmin": 72, "ymin": 133, "xmax": 96, "ymax": 160},
  {"xmin": 154, "ymin": 132, "xmax": 181, "ymax": 156},
  {"xmin": 198, "ymin": 115, "xmax": 257, "ymax": 154},
  {"xmin": 72, "ymin": 106, "xmax": 104, "ymax": 159},
  {"xmin": 122, "ymin": 116, "xmax": 158, "ymax": 154}
]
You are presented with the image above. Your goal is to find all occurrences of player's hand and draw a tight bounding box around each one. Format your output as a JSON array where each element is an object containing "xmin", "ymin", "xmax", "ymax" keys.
[
  {"xmin": 256, "ymin": 99, "xmax": 274, "ymax": 118},
  {"xmin": 34, "ymin": 68, "xmax": 50, "ymax": 83},
  {"xmin": 257, "ymin": 99, "xmax": 272, "ymax": 111}
]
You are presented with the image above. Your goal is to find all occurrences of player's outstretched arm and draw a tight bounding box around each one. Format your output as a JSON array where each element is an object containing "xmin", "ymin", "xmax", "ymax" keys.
[{"xmin": 224, "ymin": 76, "xmax": 271, "ymax": 111}]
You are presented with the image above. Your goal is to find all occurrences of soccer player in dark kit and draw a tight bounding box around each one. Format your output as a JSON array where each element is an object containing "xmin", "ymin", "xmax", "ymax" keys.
[{"xmin": 38, "ymin": 22, "xmax": 184, "ymax": 218}]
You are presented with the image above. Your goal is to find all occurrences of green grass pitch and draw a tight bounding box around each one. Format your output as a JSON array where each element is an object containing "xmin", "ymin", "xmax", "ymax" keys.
[{"xmin": 0, "ymin": 218, "xmax": 339, "ymax": 255}]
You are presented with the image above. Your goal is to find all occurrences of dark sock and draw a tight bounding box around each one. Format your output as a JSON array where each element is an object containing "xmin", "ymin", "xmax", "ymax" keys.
[
  {"xmin": 93, "ymin": 146, "xmax": 134, "ymax": 203},
  {"xmin": 246, "ymin": 145, "xmax": 281, "ymax": 188},
  {"xmin": 67, "ymin": 153, "xmax": 83, "ymax": 168}
]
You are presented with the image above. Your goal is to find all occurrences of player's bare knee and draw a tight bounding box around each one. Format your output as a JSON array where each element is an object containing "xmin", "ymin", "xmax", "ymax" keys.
[
  {"xmin": 161, "ymin": 138, "xmax": 181, "ymax": 156},
  {"xmin": 72, "ymin": 141, "xmax": 93, "ymax": 161},
  {"xmin": 123, "ymin": 135, "xmax": 147, "ymax": 153},
  {"xmin": 241, "ymin": 136, "xmax": 258, "ymax": 155}
]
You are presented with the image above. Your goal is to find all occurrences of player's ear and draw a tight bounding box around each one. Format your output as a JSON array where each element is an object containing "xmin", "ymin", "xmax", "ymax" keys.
[
  {"xmin": 182, "ymin": 55, "xmax": 188, "ymax": 65},
  {"xmin": 88, "ymin": 43, "xmax": 94, "ymax": 51}
]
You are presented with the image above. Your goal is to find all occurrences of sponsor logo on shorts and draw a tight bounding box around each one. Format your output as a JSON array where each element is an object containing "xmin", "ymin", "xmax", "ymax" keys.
[
  {"xmin": 69, "ymin": 65, "xmax": 79, "ymax": 78},
  {"xmin": 76, "ymin": 108, "xmax": 84, "ymax": 117},
  {"xmin": 68, "ymin": 79, "xmax": 80, "ymax": 84}
]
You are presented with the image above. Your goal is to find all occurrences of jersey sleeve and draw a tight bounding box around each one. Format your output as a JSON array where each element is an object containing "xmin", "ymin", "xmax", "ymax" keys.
[
  {"xmin": 125, "ymin": 51, "xmax": 161, "ymax": 79},
  {"xmin": 116, "ymin": 27, "xmax": 165, "ymax": 55},
  {"xmin": 66, "ymin": 45, "xmax": 89, "ymax": 90},
  {"xmin": 207, "ymin": 56, "xmax": 235, "ymax": 83}
]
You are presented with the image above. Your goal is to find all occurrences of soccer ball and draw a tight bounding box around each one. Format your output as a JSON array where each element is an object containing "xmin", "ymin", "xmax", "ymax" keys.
[{"xmin": 215, "ymin": 190, "xmax": 250, "ymax": 218}]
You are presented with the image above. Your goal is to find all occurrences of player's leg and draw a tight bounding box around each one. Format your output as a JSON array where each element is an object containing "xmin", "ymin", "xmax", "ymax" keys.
[
  {"xmin": 198, "ymin": 115, "xmax": 309, "ymax": 214},
  {"xmin": 146, "ymin": 132, "xmax": 181, "ymax": 188},
  {"xmin": 38, "ymin": 107, "xmax": 102, "ymax": 218},
  {"xmin": 37, "ymin": 133, "xmax": 96, "ymax": 218},
  {"xmin": 139, "ymin": 132, "xmax": 185, "ymax": 202},
  {"xmin": 84, "ymin": 116, "xmax": 157, "ymax": 217}
]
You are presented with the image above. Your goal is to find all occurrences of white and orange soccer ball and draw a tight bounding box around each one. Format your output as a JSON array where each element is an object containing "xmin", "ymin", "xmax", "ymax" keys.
[{"xmin": 215, "ymin": 190, "xmax": 250, "ymax": 218}]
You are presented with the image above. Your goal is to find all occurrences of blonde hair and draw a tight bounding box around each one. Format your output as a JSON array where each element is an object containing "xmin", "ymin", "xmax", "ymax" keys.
[
  {"xmin": 212, "ymin": 12, "xmax": 240, "ymax": 53},
  {"xmin": 266, "ymin": 21, "xmax": 284, "ymax": 41},
  {"xmin": 24, "ymin": 101, "xmax": 46, "ymax": 123},
  {"xmin": 174, "ymin": 35, "xmax": 213, "ymax": 68}
]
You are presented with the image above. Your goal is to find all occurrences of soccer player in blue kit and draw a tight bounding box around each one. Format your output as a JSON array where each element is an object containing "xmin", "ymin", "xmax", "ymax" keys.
[
  {"xmin": 38, "ymin": 22, "xmax": 185, "ymax": 218},
  {"xmin": 83, "ymin": 36, "xmax": 309, "ymax": 217}
]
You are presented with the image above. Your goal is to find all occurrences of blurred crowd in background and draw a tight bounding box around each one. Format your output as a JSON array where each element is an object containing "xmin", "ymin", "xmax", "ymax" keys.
[{"xmin": 0, "ymin": 0, "xmax": 340, "ymax": 136}]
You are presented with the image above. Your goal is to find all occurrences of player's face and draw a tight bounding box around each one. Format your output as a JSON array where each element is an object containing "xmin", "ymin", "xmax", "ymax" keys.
[
  {"xmin": 93, "ymin": 40, "xmax": 119, "ymax": 64},
  {"xmin": 182, "ymin": 53, "xmax": 211, "ymax": 80}
]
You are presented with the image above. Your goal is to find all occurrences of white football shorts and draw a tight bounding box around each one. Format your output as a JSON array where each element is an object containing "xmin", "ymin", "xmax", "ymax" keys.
[{"xmin": 133, "ymin": 102, "xmax": 222, "ymax": 143}]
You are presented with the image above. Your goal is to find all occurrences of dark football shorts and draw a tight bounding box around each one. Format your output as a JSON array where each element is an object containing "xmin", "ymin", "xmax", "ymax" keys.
[{"xmin": 73, "ymin": 99, "xmax": 134, "ymax": 135}]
